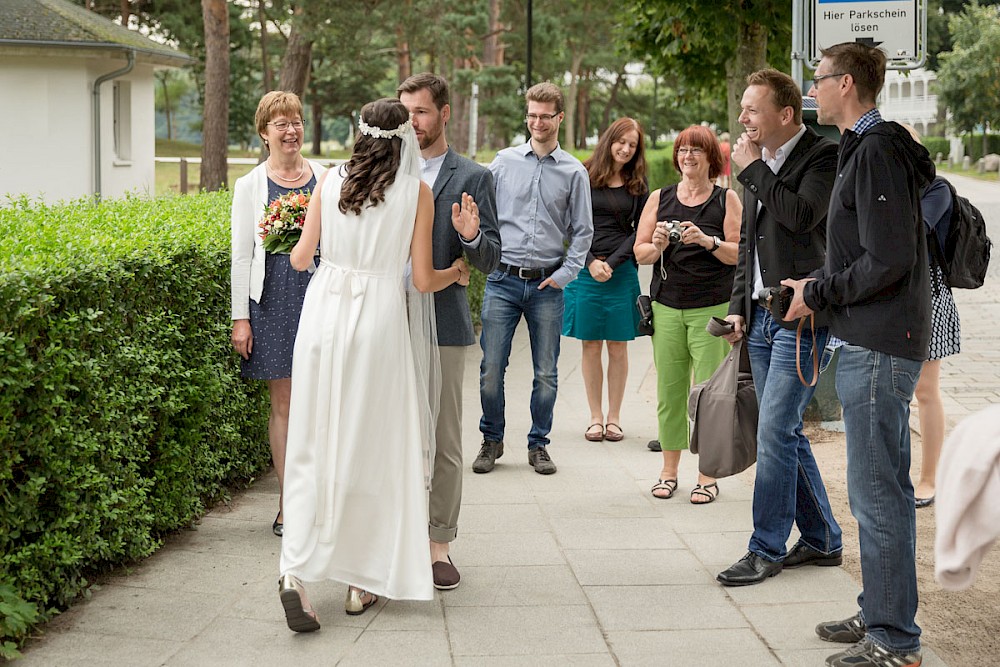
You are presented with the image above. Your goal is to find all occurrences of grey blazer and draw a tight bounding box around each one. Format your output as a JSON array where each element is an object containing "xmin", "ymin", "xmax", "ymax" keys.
[{"xmin": 431, "ymin": 148, "xmax": 501, "ymax": 345}]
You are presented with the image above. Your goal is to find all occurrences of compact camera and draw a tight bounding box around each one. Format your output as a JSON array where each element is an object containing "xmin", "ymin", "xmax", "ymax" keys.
[{"xmin": 659, "ymin": 220, "xmax": 683, "ymax": 244}]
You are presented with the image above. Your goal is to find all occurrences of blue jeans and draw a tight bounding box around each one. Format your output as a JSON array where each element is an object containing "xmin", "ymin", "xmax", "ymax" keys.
[
  {"xmin": 746, "ymin": 306, "xmax": 841, "ymax": 561},
  {"xmin": 479, "ymin": 270, "xmax": 564, "ymax": 450},
  {"xmin": 837, "ymin": 344, "xmax": 923, "ymax": 653}
]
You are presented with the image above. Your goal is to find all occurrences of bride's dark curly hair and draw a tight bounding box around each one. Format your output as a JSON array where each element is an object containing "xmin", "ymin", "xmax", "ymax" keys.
[{"xmin": 339, "ymin": 98, "xmax": 410, "ymax": 215}]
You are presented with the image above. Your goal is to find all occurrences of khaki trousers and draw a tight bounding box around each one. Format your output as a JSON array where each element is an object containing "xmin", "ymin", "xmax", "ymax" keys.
[{"xmin": 429, "ymin": 345, "xmax": 466, "ymax": 543}]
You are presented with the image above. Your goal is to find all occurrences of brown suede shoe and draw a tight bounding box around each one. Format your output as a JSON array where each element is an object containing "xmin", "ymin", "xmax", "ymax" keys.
[{"xmin": 432, "ymin": 556, "xmax": 460, "ymax": 590}]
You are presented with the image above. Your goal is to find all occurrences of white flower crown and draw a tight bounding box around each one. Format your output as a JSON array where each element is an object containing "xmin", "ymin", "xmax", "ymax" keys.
[{"xmin": 358, "ymin": 117, "xmax": 412, "ymax": 140}]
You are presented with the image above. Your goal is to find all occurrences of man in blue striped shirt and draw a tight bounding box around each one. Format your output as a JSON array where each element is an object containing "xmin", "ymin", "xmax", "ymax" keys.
[{"xmin": 472, "ymin": 82, "xmax": 594, "ymax": 476}]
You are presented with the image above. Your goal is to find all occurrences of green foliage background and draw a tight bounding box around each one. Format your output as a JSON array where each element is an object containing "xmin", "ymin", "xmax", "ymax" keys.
[{"xmin": 0, "ymin": 192, "xmax": 270, "ymax": 655}]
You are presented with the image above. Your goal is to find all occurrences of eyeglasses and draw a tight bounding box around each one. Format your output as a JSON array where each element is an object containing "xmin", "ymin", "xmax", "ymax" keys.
[
  {"xmin": 268, "ymin": 120, "xmax": 305, "ymax": 131},
  {"xmin": 525, "ymin": 113, "xmax": 560, "ymax": 123},
  {"xmin": 676, "ymin": 147, "xmax": 704, "ymax": 156},
  {"xmin": 811, "ymin": 73, "xmax": 846, "ymax": 87}
]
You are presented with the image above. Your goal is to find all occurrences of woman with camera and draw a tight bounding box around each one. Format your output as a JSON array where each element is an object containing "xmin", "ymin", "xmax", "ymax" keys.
[
  {"xmin": 634, "ymin": 125, "xmax": 741, "ymax": 503},
  {"xmin": 562, "ymin": 117, "xmax": 649, "ymax": 443}
]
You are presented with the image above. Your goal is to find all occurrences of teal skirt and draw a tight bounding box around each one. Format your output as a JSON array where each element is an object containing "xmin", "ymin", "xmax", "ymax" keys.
[{"xmin": 562, "ymin": 260, "xmax": 641, "ymax": 341}]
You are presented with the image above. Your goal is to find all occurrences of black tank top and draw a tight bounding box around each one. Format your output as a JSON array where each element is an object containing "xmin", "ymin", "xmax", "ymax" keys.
[{"xmin": 651, "ymin": 184, "xmax": 735, "ymax": 309}]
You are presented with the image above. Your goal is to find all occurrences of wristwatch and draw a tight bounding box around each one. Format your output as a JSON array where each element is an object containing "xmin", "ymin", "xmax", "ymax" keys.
[{"xmin": 709, "ymin": 235, "xmax": 721, "ymax": 252}]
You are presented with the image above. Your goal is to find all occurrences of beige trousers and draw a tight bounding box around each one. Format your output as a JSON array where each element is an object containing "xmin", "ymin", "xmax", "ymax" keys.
[{"xmin": 429, "ymin": 345, "xmax": 466, "ymax": 543}]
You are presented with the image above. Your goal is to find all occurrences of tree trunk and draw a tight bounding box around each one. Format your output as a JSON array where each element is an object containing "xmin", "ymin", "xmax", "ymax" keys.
[
  {"xmin": 162, "ymin": 78, "xmax": 173, "ymax": 141},
  {"xmin": 601, "ymin": 68, "xmax": 625, "ymax": 134},
  {"xmin": 259, "ymin": 0, "xmax": 273, "ymax": 91},
  {"xmin": 312, "ymin": 92, "xmax": 322, "ymax": 156},
  {"xmin": 120, "ymin": 0, "xmax": 131, "ymax": 26},
  {"xmin": 200, "ymin": 0, "xmax": 229, "ymax": 192},
  {"xmin": 564, "ymin": 51, "xmax": 583, "ymax": 151},
  {"xmin": 278, "ymin": 20, "xmax": 313, "ymax": 97},
  {"xmin": 576, "ymin": 79, "xmax": 589, "ymax": 149},
  {"xmin": 450, "ymin": 62, "xmax": 469, "ymax": 155},
  {"xmin": 396, "ymin": 25, "xmax": 411, "ymax": 83},
  {"xmin": 483, "ymin": 0, "xmax": 503, "ymax": 65},
  {"xmin": 725, "ymin": 20, "xmax": 768, "ymax": 187}
]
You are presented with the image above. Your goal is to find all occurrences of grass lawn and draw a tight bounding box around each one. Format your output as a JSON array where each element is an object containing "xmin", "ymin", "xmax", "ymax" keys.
[
  {"xmin": 935, "ymin": 163, "xmax": 1000, "ymax": 182},
  {"xmin": 154, "ymin": 139, "xmax": 352, "ymax": 196}
]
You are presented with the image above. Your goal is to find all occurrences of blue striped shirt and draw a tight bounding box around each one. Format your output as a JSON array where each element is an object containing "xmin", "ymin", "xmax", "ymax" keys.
[{"xmin": 488, "ymin": 142, "xmax": 593, "ymax": 287}]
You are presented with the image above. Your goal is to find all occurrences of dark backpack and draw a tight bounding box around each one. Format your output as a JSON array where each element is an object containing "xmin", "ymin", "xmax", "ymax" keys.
[{"xmin": 929, "ymin": 178, "xmax": 992, "ymax": 289}]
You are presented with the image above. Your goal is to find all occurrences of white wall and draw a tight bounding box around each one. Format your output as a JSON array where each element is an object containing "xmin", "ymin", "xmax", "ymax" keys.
[{"xmin": 0, "ymin": 53, "xmax": 157, "ymax": 203}]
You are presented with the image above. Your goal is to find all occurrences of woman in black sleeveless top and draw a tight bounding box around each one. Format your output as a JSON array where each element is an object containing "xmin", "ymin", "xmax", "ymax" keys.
[
  {"xmin": 562, "ymin": 118, "xmax": 649, "ymax": 443},
  {"xmin": 634, "ymin": 125, "xmax": 742, "ymax": 505}
]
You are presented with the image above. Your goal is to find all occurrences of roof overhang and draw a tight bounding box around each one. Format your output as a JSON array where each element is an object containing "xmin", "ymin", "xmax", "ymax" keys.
[{"xmin": 0, "ymin": 39, "xmax": 193, "ymax": 68}]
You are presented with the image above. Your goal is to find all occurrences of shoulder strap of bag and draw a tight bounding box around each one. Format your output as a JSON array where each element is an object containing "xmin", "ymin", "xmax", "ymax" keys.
[{"xmin": 795, "ymin": 314, "xmax": 819, "ymax": 387}]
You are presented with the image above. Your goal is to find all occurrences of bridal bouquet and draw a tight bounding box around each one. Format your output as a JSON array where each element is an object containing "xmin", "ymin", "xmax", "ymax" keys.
[{"xmin": 259, "ymin": 191, "xmax": 310, "ymax": 254}]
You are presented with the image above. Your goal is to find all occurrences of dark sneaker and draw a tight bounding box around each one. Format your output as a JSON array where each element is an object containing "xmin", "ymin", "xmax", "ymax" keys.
[
  {"xmin": 825, "ymin": 639, "xmax": 921, "ymax": 667},
  {"xmin": 528, "ymin": 447, "xmax": 557, "ymax": 474},
  {"xmin": 472, "ymin": 440, "xmax": 503, "ymax": 473},
  {"xmin": 816, "ymin": 612, "xmax": 868, "ymax": 644},
  {"xmin": 647, "ymin": 439, "xmax": 662, "ymax": 452}
]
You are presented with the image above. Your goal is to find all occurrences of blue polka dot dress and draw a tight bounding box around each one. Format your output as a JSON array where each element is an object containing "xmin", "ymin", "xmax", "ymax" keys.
[{"xmin": 241, "ymin": 176, "xmax": 317, "ymax": 380}]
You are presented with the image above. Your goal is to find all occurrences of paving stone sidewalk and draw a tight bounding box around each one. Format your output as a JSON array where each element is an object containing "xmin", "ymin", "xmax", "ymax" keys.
[{"xmin": 23, "ymin": 172, "xmax": 998, "ymax": 666}]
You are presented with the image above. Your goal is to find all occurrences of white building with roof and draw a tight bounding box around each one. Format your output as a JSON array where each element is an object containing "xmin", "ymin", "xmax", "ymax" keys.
[
  {"xmin": 0, "ymin": 0, "xmax": 191, "ymax": 203},
  {"xmin": 878, "ymin": 68, "xmax": 940, "ymax": 136}
]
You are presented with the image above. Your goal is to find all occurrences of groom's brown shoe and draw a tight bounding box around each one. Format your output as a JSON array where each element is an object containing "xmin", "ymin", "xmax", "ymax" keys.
[{"xmin": 432, "ymin": 556, "xmax": 461, "ymax": 590}]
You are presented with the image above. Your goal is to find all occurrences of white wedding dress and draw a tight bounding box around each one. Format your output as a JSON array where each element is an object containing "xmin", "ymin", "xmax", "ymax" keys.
[{"xmin": 279, "ymin": 165, "xmax": 434, "ymax": 601}]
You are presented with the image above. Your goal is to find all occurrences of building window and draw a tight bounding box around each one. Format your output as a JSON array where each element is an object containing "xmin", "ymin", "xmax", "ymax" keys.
[{"xmin": 113, "ymin": 80, "xmax": 132, "ymax": 161}]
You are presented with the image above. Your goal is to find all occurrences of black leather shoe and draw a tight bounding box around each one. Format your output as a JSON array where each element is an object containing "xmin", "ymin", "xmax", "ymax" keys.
[
  {"xmin": 472, "ymin": 440, "xmax": 503, "ymax": 473},
  {"xmin": 782, "ymin": 541, "xmax": 843, "ymax": 569},
  {"xmin": 647, "ymin": 439, "xmax": 662, "ymax": 452},
  {"xmin": 717, "ymin": 552, "xmax": 783, "ymax": 586}
]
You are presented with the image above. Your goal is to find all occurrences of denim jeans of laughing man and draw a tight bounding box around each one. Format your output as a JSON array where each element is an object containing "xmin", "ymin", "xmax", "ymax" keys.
[
  {"xmin": 837, "ymin": 343, "xmax": 923, "ymax": 653},
  {"xmin": 479, "ymin": 270, "xmax": 564, "ymax": 450},
  {"xmin": 746, "ymin": 305, "xmax": 842, "ymax": 562}
]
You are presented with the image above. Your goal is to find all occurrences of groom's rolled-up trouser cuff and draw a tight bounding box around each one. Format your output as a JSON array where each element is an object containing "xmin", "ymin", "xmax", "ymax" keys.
[{"xmin": 429, "ymin": 345, "xmax": 466, "ymax": 543}]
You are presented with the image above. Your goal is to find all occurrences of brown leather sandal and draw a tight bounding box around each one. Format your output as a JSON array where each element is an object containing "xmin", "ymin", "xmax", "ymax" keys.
[
  {"xmin": 584, "ymin": 422, "xmax": 605, "ymax": 442},
  {"xmin": 604, "ymin": 423, "xmax": 624, "ymax": 442}
]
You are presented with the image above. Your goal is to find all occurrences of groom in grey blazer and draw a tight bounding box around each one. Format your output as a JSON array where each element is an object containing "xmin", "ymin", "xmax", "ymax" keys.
[{"xmin": 399, "ymin": 73, "xmax": 501, "ymax": 591}]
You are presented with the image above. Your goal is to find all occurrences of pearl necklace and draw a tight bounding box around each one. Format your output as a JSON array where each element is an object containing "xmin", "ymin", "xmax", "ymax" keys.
[{"xmin": 267, "ymin": 160, "xmax": 306, "ymax": 183}]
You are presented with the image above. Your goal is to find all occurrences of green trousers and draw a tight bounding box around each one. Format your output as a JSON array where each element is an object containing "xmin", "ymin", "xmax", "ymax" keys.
[{"xmin": 651, "ymin": 301, "xmax": 730, "ymax": 451}]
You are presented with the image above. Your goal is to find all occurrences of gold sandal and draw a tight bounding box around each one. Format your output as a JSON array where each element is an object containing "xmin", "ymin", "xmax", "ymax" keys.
[
  {"xmin": 345, "ymin": 587, "xmax": 379, "ymax": 615},
  {"xmin": 278, "ymin": 574, "xmax": 320, "ymax": 632}
]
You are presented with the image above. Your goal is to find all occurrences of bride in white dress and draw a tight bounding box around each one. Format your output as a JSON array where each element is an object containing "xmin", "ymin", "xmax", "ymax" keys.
[{"xmin": 277, "ymin": 98, "xmax": 478, "ymax": 632}]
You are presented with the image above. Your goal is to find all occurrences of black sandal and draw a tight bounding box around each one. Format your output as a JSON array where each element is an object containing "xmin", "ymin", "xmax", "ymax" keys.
[
  {"xmin": 651, "ymin": 479, "xmax": 678, "ymax": 500},
  {"xmin": 690, "ymin": 482, "xmax": 719, "ymax": 505}
]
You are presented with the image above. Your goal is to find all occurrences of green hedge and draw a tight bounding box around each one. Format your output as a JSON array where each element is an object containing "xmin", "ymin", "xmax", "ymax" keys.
[
  {"xmin": 923, "ymin": 136, "xmax": 949, "ymax": 161},
  {"xmin": 962, "ymin": 133, "xmax": 1000, "ymax": 161},
  {"xmin": 646, "ymin": 145, "xmax": 680, "ymax": 190},
  {"xmin": 0, "ymin": 193, "xmax": 270, "ymax": 657}
]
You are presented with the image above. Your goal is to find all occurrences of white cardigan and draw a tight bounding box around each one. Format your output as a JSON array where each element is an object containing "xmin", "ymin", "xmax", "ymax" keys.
[
  {"xmin": 934, "ymin": 404, "xmax": 1000, "ymax": 590},
  {"xmin": 230, "ymin": 160, "xmax": 327, "ymax": 320}
]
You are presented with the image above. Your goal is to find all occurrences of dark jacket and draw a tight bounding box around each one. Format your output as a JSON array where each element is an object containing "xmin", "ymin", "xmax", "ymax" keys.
[
  {"xmin": 803, "ymin": 121, "xmax": 936, "ymax": 360},
  {"xmin": 729, "ymin": 126, "xmax": 838, "ymax": 330},
  {"xmin": 432, "ymin": 148, "xmax": 502, "ymax": 346}
]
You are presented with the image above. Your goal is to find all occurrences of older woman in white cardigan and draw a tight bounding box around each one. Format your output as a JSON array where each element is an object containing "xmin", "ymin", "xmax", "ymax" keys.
[{"xmin": 231, "ymin": 91, "xmax": 326, "ymax": 537}]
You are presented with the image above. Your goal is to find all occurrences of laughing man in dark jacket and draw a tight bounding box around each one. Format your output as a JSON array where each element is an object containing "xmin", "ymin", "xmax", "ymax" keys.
[{"xmin": 783, "ymin": 43, "xmax": 934, "ymax": 667}]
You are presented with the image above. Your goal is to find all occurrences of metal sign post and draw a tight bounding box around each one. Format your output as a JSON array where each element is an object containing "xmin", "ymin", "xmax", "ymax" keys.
[{"xmin": 808, "ymin": 0, "xmax": 927, "ymax": 70}]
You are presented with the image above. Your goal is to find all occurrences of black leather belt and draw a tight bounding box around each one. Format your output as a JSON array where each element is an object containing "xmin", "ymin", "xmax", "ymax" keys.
[{"xmin": 499, "ymin": 262, "xmax": 561, "ymax": 280}]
